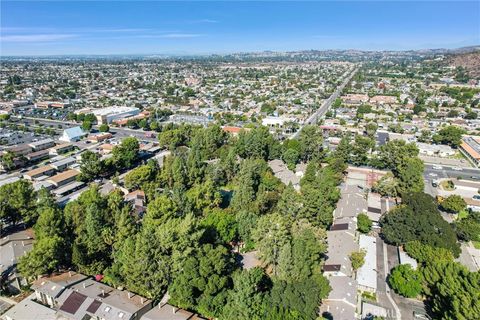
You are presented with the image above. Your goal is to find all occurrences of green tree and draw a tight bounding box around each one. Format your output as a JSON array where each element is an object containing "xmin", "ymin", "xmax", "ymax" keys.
[
  {"xmin": 350, "ymin": 250, "xmax": 366, "ymax": 271},
  {"xmin": 432, "ymin": 126, "xmax": 466, "ymax": 147},
  {"xmin": 422, "ymin": 261, "xmax": 480, "ymax": 320},
  {"xmin": 18, "ymin": 202, "xmax": 67, "ymax": 278},
  {"xmin": 388, "ymin": 264, "xmax": 422, "ymax": 298},
  {"xmin": 0, "ymin": 151, "xmax": 16, "ymax": 171},
  {"xmin": 99, "ymin": 124, "xmax": 110, "ymax": 132},
  {"xmin": 266, "ymin": 275, "xmax": 331, "ymax": 320},
  {"xmin": 169, "ymin": 244, "xmax": 235, "ymax": 318},
  {"xmin": 235, "ymin": 126, "xmax": 280, "ymax": 161},
  {"xmin": 82, "ymin": 120, "xmax": 93, "ymax": 132},
  {"xmin": 377, "ymin": 140, "xmax": 419, "ymax": 171},
  {"xmin": 455, "ymin": 211, "xmax": 480, "ymax": 242},
  {"xmin": 124, "ymin": 164, "xmax": 156, "ymax": 190},
  {"xmin": 275, "ymin": 184, "xmax": 301, "ymax": 222},
  {"xmin": 223, "ymin": 268, "xmax": 271, "ymax": 320},
  {"xmin": 350, "ymin": 135, "xmax": 374, "ymax": 166},
  {"xmin": 0, "ymin": 179, "xmax": 35, "ymax": 226},
  {"xmin": 372, "ymin": 173, "xmax": 399, "ymax": 198},
  {"xmin": 440, "ymin": 195, "xmax": 467, "ymax": 214},
  {"xmin": 404, "ymin": 241, "xmax": 454, "ymax": 264},
  {"xmin": 380, "ymin": 193, "xmax": 460, "ymax": 257},
  {"xmin": 253, "ymin": 213, "xmax": 290, "ymax": 275},
  {"xmin": 18, "ymin": 236, "xmax": 65, "ymax": 278},
  {"xmin": 298, "ymin": 125, "xmax": 324, "ymax": 161},
  {"xmin": 112, "ymin": 137, "xmax": 139, "ymax": 169},
  {"xmin": 282, "ymin": 149, "xmax": 299, "ymax": 171},
  {"xmin": 79, "ymin": 150, "xmax": 103, "ymax": 181},
  {"xmin": 201, "ymin": 208, "xmax": 237, "ymax": 243},
  {"xmin": 357, "ymin": 213, "xmax": 372, "ymax": 234},
  {"xmin": 396, "ymin": 157, "xmax": 424, "ymax": 195}
]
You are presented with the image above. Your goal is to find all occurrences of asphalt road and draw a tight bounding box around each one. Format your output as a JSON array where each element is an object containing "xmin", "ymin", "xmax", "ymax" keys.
[
  {"xmin": 424, "ymin": 163, "xmax": 480, "ymax": 180},
  {"xmin": 292, "ymin": 66, "xmax": 358, "ymax": 139},
  {"xmin": 376, "ymin": 237, "xmax": 400, "ymax": 320}
]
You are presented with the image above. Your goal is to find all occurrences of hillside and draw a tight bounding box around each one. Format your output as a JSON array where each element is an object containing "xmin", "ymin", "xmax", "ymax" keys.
[{"xmin": 447, "ymin": 50, "xmax": 480, "ymax": 79}]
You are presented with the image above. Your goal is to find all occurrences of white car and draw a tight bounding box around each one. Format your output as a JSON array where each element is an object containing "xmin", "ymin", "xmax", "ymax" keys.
[
  {"xmin": 429, "ymin": 173, "xmax": 438, "ymax": 177},
  {"xmin": 452, "ymin": 167, "xmax": 462, "ymax": 171},
  {"xmin": 432, "ymin": 165, "xmax": 443, "ymax": 170}
]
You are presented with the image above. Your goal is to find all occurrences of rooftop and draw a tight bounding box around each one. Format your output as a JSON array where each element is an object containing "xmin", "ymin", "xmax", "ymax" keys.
[
  {"xmin": 357, "ymin": 235, "xmax": 377, "ymax": 291},
  {"xmin": 48, "ymin": 169, "xmax": 79, "ymax": 184},
  {"xmin": 91, "ymin": 106, "xmax": 139, "ymax": 117}
]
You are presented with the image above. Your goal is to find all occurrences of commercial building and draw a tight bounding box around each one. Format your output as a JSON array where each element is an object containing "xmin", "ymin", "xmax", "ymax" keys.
[
  {"xmin": 460, "ymin": 137, "xmax": 480, "ymax": 167},
  {"xmin": 60, "ymin": 126, "xmax": 87, "ymax": 142},
  {"xmin": 87, "ymin": 132, "xmax": 112, "ymax": 143},
  {"xmin": 92, "ymin": 106, "xmax": 140, "ymax": 125}
]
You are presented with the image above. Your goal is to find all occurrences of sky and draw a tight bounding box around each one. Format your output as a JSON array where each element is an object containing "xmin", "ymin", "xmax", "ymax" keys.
[{"xmin": 1, "ymin": 1, "xmax": 479, "ymax": 56}]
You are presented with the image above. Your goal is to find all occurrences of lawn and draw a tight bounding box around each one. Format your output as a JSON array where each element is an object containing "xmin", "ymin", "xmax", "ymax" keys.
[{"xmin": 473, "ymin": 241, "xmax": 480, "ymax": 250}]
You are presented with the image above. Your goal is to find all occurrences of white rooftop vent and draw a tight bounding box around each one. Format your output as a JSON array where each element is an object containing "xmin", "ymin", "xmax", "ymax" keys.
[{"xmin": 105, "ymin": 306, "xmax": 111, "ymax": 312}]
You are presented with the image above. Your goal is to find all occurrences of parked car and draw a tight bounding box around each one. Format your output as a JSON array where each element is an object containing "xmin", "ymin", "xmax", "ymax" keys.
[{"xmin": 432, "ymin": 165, "xmax": 443, "ymax": 170}]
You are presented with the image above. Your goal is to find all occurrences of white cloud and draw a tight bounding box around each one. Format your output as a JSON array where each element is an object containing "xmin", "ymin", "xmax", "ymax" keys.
[
  {"xmin": 137, "ymin": 33, "xmax": 204, "ymax": 39},
  {"xmin": 197, "ymin": 19, "xmax": 218, "ymax": 23},
  {"xmin": 0, "ymin": 34, "xmax": 77, "ymax": 42}
]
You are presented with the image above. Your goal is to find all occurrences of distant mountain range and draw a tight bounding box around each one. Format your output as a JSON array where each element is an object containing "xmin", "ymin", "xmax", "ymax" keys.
[{"xmin": 2, "ymin": 45, "xmax": 479, "ymax": 61}]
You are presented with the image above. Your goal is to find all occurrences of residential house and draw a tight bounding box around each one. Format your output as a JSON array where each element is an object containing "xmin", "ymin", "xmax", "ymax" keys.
[
  {"xmin": 50, "ymin": 157, "xmax": 76, "ymax": 171},
  {"xmin": 23, "ymin": 165, "xmax": 55, "ymax": 180},
  {"xmin": 25, "ymin": 149, "xmax": 50, "ymax": 162},
  {"xmin": 28, "ymin": 138, "xmax": 55, "ymax": 151},
  {"xmin": 0, "ymin": 229, "xmax": 34, "ymax": 294},
  {"xmin": 47, "ymin": 169, "xmax": 80, "ymax": 187},
  {"xmin": 49, "ymin": 143, "xmax": 74, "ymax": 156},
  {"xmin": 357, "ymin": 235, "xmax": 377, "ymax": 293},
  {"xmin": 320, "ymin": 276, "xmax": 357, "ymax": 320},
  {"xmin": 323, "ymin": 217, "xmax": 358, "ymax": 277},
  {"xmin": 268, "ymin": 159, "xmax": 301, "ymax": 190}
]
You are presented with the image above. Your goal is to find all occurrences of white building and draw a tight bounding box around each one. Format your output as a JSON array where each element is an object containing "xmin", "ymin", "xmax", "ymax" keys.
[
  {"xmin": 357, "ymin": 234, "xmax": 377, "ymax": 293},
  {"xmin": 59, "ymin": 127, "xmax": 86, "ymax": 142},
  {"xmin": 92, "ymin": 106, "xmax": 140, "ymax": 124},
  {"xmin": 416, "ymin": 142, "xmax": 455, "ymax": 158}
]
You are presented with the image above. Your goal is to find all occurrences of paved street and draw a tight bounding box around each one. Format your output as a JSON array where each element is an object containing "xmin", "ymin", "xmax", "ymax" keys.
[
  {"xmin": 0, "ymin": 297, "xmax": 13, "ymax": 315},
  {"xmin": 376, "ymin": 237, "xmax": 401, "ymax": 320},
  {"xmin": 292, "ymin": 66, "xmax": 358, "ymax": 139}
]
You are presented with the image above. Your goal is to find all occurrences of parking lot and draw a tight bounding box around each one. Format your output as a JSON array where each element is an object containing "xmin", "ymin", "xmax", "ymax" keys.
[{"xmin": 0, "ymin": 127, "xmax": 54, "ymax": 146}]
